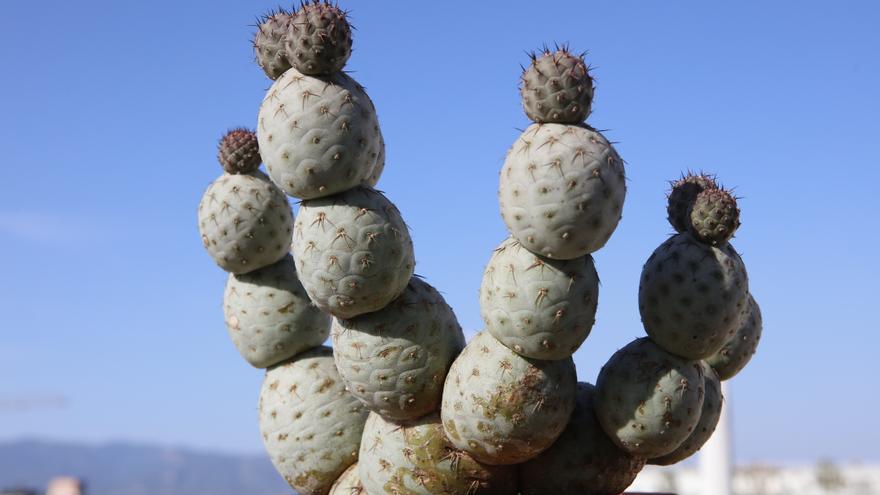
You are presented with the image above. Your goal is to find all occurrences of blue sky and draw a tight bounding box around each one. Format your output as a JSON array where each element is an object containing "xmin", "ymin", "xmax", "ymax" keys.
[{"xmin": 1, "ymin": 0, "xmax": 878, "ymax": 463}]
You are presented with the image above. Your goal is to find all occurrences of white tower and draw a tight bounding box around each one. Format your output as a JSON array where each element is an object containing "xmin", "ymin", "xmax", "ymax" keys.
[{"xmin": 700, "ymin": 380, "xmax": 734, "ymax": 495}]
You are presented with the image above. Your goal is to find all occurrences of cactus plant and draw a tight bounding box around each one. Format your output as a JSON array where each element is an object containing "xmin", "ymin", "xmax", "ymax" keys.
[
  {"xmin": 292, "ymin": 186, "xmax": 414, "ymax": 319},
  {"xmin": 688, "ymin": 187, "xmax": 741, "ymax": 246},
  {"xmin": 331, "ymin": 277, "xmax": 465, "ymax": 420},
  {"xmin": 253, "ymin": 9, "xmax": 293, "ymax": 80},
  {"xmin": 287, "ymin": 0, "xmax": 353, "ymax": 76},
  {"xmin": 440, "ymin": 331, "xmax": 577, "ymax": 465},
  {"xmin": 520, "ymin": 383, "xmax": 646, "ymax": 495},
  {"xmin": 224, "ymin": 254, "xmax": 331, "ymax": 368},
  {"xmin": 259, "ymin": 347, "xmax": 368, "ymax": 495},
  {"xmin": 666, "ymin": 172, "xmax": 718, "ymax": 233},
  {"xmin": 520, "ymin": 46, "xmax": 594, "ymax": 124},
  {"xmin": 499, "ymin": 123, "xmax": 626, "ymax": 259},
  {"xmin": 707, "ymin": 293, "xmax": 763, "ymax": 380},
  {"xmin": 358, "ymin": 412, "xmax": 518, "ymax": 494},
  {"xmin": 328, "ymin": 463, "xmax": 363, "ymax": 495},
  {"xmin": 257, "ymin": 68, "xmax": 383, "ymax": 199},
  {"xmin": 217, "ymin": 128, "xmax": 261, "ymax": 174},
  {"xmin": 638, "ymin": 232, "xmax": 749, "ymax": 359},
  {"xmin": 479, "ymin": 236, "xmax": 598, "ymax": 360},
  {"xmin": 594, "ymin": 337, "xmax": 705, "ymax": 458}
]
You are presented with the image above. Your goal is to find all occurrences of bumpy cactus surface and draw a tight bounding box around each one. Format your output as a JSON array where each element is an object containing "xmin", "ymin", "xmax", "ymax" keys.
[
  {"xmin": 253, "ymin": 9, "xmax": 293, "ymax": 80},
  {"xmin": 688, "ymin": 187, "xmax": 741, "ymax": 246},
  {"xmin": 440, "ymin": 331, "xmax": 577, "ymax": 465},
  {"xmin": 666, "ymin": 172, "xmax": 718, "ymax": 233},
  {"xmin": 520, "ymin": 383, "xmax": 646, "ymax": 495},
  {"xmin": 639, "ymin": 232, "xmax": 749, "ymax": 359},
  {"xmin": 259, "ymin": 347, "xmax": 368, "ymax": 495},
  {"xmin": 328, "ymin": 463, "xmax": 363, "ymax": 495},
  {"xmin": 198, "ymin": 170, "xmax": 293, "ymax": 274},
  {"xmin": 287, "ymin": 1, "xmax": 353, "ymax": 76},
  {"xmin": 707, "ymin": 293, "xmax": 762, "ymax": 380},
  {"xmin": 217, "ymin": 128, "xmax": 261, "ymax": 174},
  {"xmin": 499, "ymin": 123, "xmax": 626, "ymax": 259},
  {"xmin": 292, "ymin": 187, "xmax": 414, "ymax": 318},
  {"xmin": 257, "ymin": 68, "xmax": 383, "ymax": 199},
  {"xmin": 358, "ymin": 412, "xmax": 518, "ymax": 494},
  {"xmin": 594, "ymin": 337, "xmax": 705, "ymax": 458},
  {"xmin": 224, "ymin": 254, "xmax": 330, "ymax": 368},
  {"xmin": 479, "ymin": 236, "xmax": 598, "ymax": 360},
  {"xmin": 332, "ymin": 277, "xmax": 465, "ymax": 420},
  {"xmin": 520, "ymin": 47, "xmax": 594, "ymax": 124},
  {"xmin": 651, "ymin": 361, "xmax": 723, "ymax": 465}
]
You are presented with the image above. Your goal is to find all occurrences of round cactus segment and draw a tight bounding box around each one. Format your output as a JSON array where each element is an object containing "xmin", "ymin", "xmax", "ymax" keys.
[
  {"xmin": 688, "ymin": 187, "xmax": 741, "ymax": 246},
  {"xmin": 197, "ymin": 171, "xmax": 293, "ymax": 274},
  {"xmin": 223, "ymin": 254, "xmax": 331, "ymax": 368},
  {"xmin": 292, "ymin": 187, "xmax": 415, "ymax": 319},
  {"xmin": 499, "ymin": 123, "xmax": 626, "ymax": 259},
  {"xmin": 520, "ymin": 47, "xmax": 594, "ymax": 124},
  {"xmin": 287, "ymin": 0, "xmax": 352, "ymax": 76},
  {"xmin": 257, "ymin": 68, "xmax": 383, "ymax": 199},
  {"xmin": 328, "ymin": 463, "xmax": 363, "ymax": 495},
  {"xmin": 707, "ymin": 293, "xmax": 762, "ymax": 380},
  {"xmin": 440, "ymin": 331, "xmax": 577, "ymax": 465},
  {"xmin": 217, "ymin": 128, "xmax": 261, "ymax": 174},
  {"xmin": 480, "ymin": 237, "xmax": 599, "ymax": 360},
  {"xmin": 650, "ymin": 362, "xmax": 723, "ymax": 465},
  {"xmin": 520, "ymin": 383, "xmax": 646, "ymax": 495},
  {"xmin": 259, "ymin": 346, "xmax": 368, "ymax": 495},
  {"xmin": 253, "ymin": 9, "xmax": 293, "ymax": 80},
  {"xmin": 332, "ymin": 277, "xmax": 465, "ymax": 420},
  {"xmin": 638, "ymin": 232, "xmax": 749, "ymax": 359},
  {"xmin": 594, "ymin": 337, "xmax": 705, "ymax": 458},
  {"xmin": 666, "ymin": 172, "xmax": 718, "ymax": 233},
  {"xmin": 358, "ymin": 412, "xmax": 518, "ymax": 494}
]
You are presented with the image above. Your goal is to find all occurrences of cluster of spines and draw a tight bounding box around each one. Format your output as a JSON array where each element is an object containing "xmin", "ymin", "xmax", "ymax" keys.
[{"xmin": 667, "ymin": 170, "xmax": 741, "ymax": 245}]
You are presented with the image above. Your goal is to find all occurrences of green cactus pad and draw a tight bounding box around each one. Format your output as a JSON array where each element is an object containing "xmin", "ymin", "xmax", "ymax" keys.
[
  {"xmin": 332, "ymin": 277, "xmax": 465, "ymax": 421},
  {"xmin": 287, "ymin": 1, "xmax": 352, "ymax": 76},
  {"xmin": 521, "ymin": 383, "xmax": 646, "ymax": 495},
  {"xmin": 520, "ymin": 47, "xmax": 594, "ymax": 124},
  {"xmin": 707, "ymin": 293, "xmax": 762, "ymax": 380},
  {"xmin": 649, "ymin": 362, "xmax": 723, "ymax": 465},
  {"xmin": 666, "ymin": 172, "xmax": 718, "ymax": 233},
  {"xmin": 688, "ymin": 187, "xmax": 741, "ymax": 246},
  {"xmin": 358, "ymin": 412, "xmax": 518, "ymax": 494},
  {"xmin": 594, "ymin": 337, "xmax": 705, "ymax": 458},
  {"xmin": 253, "ymin": 9, "xmax": 293, "ymax": 80},
  {"xmin": 217, "ymin": 128, "xmax": 261, "ymax": 174}
]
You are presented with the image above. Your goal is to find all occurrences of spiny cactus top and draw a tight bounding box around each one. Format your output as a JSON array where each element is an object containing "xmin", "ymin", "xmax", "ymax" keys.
[
  {"xmin": 520, "ymin": 46, "xmax": 594, "ymax": 124},
  {"xmin": 253, "ymin": 9, "xmax": 293, "ymax": 80},
  {"xmin": 666, "ymin": 172, "xmax": 718, "ymax": 233},
  {"xmin": 688, "ymin": 187, "xmax": 741, "ymax": 245},
  {"xmin": 217, "ymin": 128, "xmax": 261, "ymax": 174},
  {"xmin": 287, "ymin": 1, "xmax": 353, "ymax": 76}
]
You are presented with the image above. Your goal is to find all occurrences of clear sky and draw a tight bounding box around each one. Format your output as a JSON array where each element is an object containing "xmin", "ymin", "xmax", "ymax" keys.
[{"xmin": 1, "ymin": 0, "xmax": 878, "ymax": 464}]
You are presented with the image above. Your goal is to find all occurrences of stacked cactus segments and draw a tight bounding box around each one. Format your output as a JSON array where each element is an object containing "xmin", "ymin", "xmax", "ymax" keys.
[
  {"xmin": 594, "ymin": 171, "xmax": 762, "ymax": 470},
  {"xmin": 197, "ymin": 7, "xmax": 765, "ymax": 492}
]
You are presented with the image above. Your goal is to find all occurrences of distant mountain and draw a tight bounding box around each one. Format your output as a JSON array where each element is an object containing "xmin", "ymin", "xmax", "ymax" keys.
[{"xmin": 0, "ymin": 440, "xmax": 292, "ymax": 495}]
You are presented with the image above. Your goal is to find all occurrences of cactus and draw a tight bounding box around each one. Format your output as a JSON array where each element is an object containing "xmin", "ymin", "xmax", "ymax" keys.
[
  {"xmin": 253, "ymin": 9, "xmax": 293, "ymax": 80},
  {"xmin": 707, "ymin": 293, "xmax": 763, "ymax": 380},
  {"xmin": 363, "ymin": 128, "xmax": 385, "ymax": 188},
  {"xmin": 217, "ymin": 128, "xmax": 261, "ymax": 174},
  {"xmin": 257, "ymin": 68, "xmax": 383, "ymax": 199},
  {"xmin": 440, "ymin": 331, "xmax": 577, "ymax": 465},
  {"xmin": 331, "ymin": 277, "xmax": 465, "ymax": 420},
  {"xmin": 520, "ymin": 46, "xmax": 594, "ymax": 124},
  {"xmin": 197, "ymin": 170, "xmax": 293, "ymax": 274},
  {"xmin": 666, "ymin": 172, "xmax": 718, "ymax": 233},
  {"xmin": 292, "ymin": 186, "xmax": 414, "ymax": 319},
  {"xmin": 328, "ymin": 463, "xmax": 363, "ymax": 495},
  {"xmin": 479, "ymin": 236, "xmax": 598, "ymax": 360},
  {"xmin": 499, "ymin": 123, "xmax": 626, "ymax": 259},
  {"xmin": 520, "ymin": 383, "xmax": 646, "ymax": 495},
  {"xmin": 287, "ymin": 0, "xmax": 353, "ymax": 76},
  {"xmin": 638, "ymin": 232, "xmax": 749, "ymax": 359},
  {"xmin": 223, "ymin": 254, "xmax": 331, "ymax": 368},
  {"xmin": 594, "ymin": 337, "xmax": 705, "ymax": 458},
  {"xmin": 688, "ymin": 187, "xmax": 741, "ymax": 246},
  {"xmin": 650, "ymin": 361, "xmax": 723, "ymax": 465},
  {"xmin": 259, "ymin": 347, "xmax": 368, "ymax": 495},
  {"xmin": 358, "ymin": 412, "xmax": 518, "ymax": 494}
]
